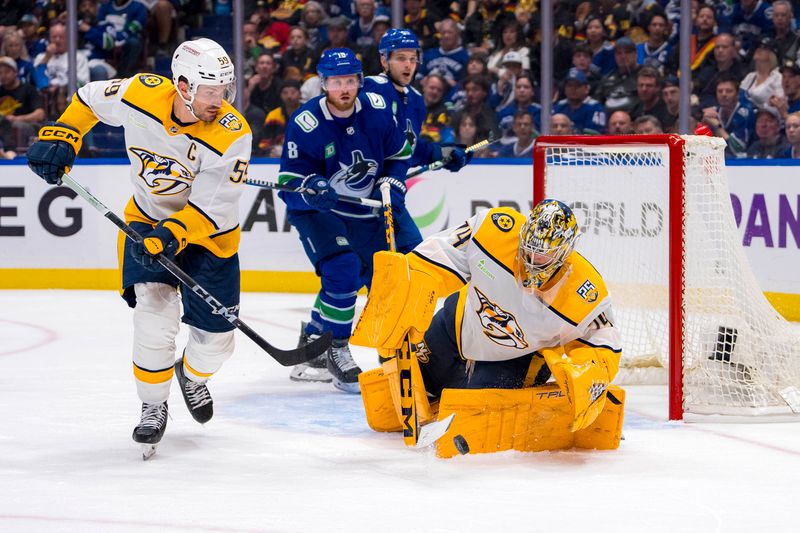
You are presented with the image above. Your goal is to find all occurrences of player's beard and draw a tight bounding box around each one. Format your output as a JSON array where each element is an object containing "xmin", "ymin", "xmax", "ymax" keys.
[{"xmin": 327, "ymin": 91, "xmax": 356, "ymax": 113}]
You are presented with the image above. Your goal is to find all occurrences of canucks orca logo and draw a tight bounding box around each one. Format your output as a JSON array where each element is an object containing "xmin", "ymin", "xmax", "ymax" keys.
[
  {"xmin": 329, "ymin": 150, "xmax": 378, "ymax": 193},
  {"xmin": 130, "ymin": 147, "xmax": 194, "ymax": 195},
  {"xmin": 474, "ymin": 286, "xmax": 528, "ymax": 349},
  {"xmin": 404, "ymin": 119, "xmax": 417, "ymax": 153}
]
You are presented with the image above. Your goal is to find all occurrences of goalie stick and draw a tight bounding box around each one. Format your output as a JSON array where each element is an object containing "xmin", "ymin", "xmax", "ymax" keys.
[
  {"xmin": 59, "ymin": 173, "xmax": 332, "ymax": 367},
  {"xmin": 406, "ymin": 137, "xmax": 499, "ymax": 179},
  {"xmin": 245, "ymin": 178, "xmax": 382, "ymax": 208}
]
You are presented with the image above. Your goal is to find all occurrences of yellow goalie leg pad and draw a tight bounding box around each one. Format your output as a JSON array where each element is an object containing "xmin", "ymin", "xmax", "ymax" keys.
[
  {"xmin": 358, "ymin": 349, "xmax": 437, "ymax": 432},
  {"xmin": 350, "ymin": 251, "xmax": 438, "ymax": 350},
  {"xmin": 540, "ymin": 344, "xmax": 616, "ymax": 432},
  {"xmin": 435, "ymin": 384, "xmax": 625, "ymax": 458}
]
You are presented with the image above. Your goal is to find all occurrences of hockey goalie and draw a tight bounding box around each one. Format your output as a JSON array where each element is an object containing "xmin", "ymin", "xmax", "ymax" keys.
[{"xmin": 351, "ymin": 199, "xmax": 626, "ymax": 457}]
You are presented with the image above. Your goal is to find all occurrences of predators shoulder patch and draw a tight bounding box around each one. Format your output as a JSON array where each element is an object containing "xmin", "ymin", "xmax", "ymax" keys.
[
  {"xmin": 139, "ymin": 75, "xmax": 164, "ymax": 87},
  {"xmin": 491, "ymin": 212, "xmax": 515, "ymax": 232},
  {"xmin": 219, "ymin": 112, "xmax": 243, "ymax": 132}
]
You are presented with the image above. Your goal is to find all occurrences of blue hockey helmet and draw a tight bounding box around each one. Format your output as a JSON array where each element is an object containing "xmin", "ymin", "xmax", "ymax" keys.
[
  {"xmin": 317, "ymin": 47, "xmax": 363, "ymax": 89},
  {"xmin": 379, "ymin": 28, "xmax": 421, "ymax": 60}
]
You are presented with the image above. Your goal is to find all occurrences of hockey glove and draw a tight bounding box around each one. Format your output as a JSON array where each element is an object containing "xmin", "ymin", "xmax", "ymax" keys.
[
  {"xmin": 133, "ymin": 220, "xmax": 184, "ymax": 272},
  {"xmin": 371, "ymin": 176, "xmax": 408, "ymax": 216},
  {"xmin": 27, "ymin": 123, "xmax": 82, "ymax": 185},
  {"xmin": 439, "ymin": 143, "xmax": 473, "ymax": 172},
  {"xmin": 301, "ymin": 174, "xmax": 339, "ymax": 211}
]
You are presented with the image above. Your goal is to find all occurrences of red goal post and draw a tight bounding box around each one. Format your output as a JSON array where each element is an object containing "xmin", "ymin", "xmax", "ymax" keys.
[{"xmin": 533, "ymin": 134, "xmax": 800, "ymax": 421}]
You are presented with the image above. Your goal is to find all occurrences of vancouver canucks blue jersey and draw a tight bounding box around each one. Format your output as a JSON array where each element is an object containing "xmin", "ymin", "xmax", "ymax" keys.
[
  {"xmin": 363, "ymin": 73, "xmax": 433, "ymax": 167},
  {"xmin": 278, "ymin": 91, "xmax": 413, "ymax": 218}
]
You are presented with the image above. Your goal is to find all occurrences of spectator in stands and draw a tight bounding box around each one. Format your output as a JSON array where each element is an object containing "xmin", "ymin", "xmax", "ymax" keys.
[
  {"xmin": 0, "ymin": 0, "xmax": 28, "ymax": 33},
  {"xmin": 740, "ymin": 38, "xmax": 784, "ymax": 114},
  {"xmin": 496, "ymin": 73, "xmax": 541, "ymax": 140},
  {"xmin": 771, "ymin": 59, "xmax": 800, "ymax": 120},
  {"xmin": 359, "ymin": 8, "xmax": 391, "ymax": 76},
  {"xmin": 493, "ymin": 50, "xmax": 524, "ymax": 111},
  {"xmin": 34, "ymin": 21, "xmax": 90, "ymax": 94},
  {"xmin": 631, "ymin": 67, "xmax": 675, "ymax": 131},
  {"xmin": 282, "ymin": 26, "xmax": 315, "ymax": 81},
  {"xmin": 403, "ymin": 0, "xmax": 437, "ymax": 50},
  {"xmin": 731, "ymin": 0, "xmax": 773, "ymax": 60},
  {"xmin": 419, "ymin": 18, "xmax": 469, "ymax": 90},
  {"xmin": 554, "ymin": 69, "xmax": 606, "ymax": 135},
  {"xmin": 770, "ymin": 1, "xmax": 799, "ymax": 63},
  {"xmin": 781, "ymin": 111, "xmax": 800, "ymax": 158},
  {"xmin": 452, "ymin": 113, "xmax": 484, "ymax": 153},
  {"xmin": 245, "ymin": 52, "xmax": 282, "ymax": 142},
  {"xmin": 448, "ymin": 50, "xmax": 491, "ymax": 110},
  {"xmin": 19, "ymin": 15, "xmax": 47, "ymax": 60},
  {"xmin": 451, "ymin": 74, "xmax": 498, "ymax": 140},
  {"xmin": 420, "ymin": 73, "xmax": 453, "ymax": 144},
  {"xmin": 312, "ymin": 15, "xmax": 358, "ymax": 69},
  {"xmin": 683, "ymin": 4, "xmax": 718, "ymax": 73},
  {"xmin": 487, "ymin": 20, "xmax": 530, "ymax": 76},
  {"xmin": 584, "ymin": 16, "xmax": 616, "ymax": 76},
  {"xmin": 349, "ymin": 0, "xmax": 378, "ymax": 48},
  {"xmin": 78, "ymin": 0, "xmax": 120, "ymax": 81},
  {"xmin": 607, "ymin": 109, "xmax": 634, "ymax": 134},
  {"xmin": 550, "ymin": 113, "xmax": 574, "ymax": 135},
  {"xmin": 146, "ymin": 0, "xmax": 177, "ymax": 57},
  {"xmin": 463, "ymin": 0, "xmax": 516, "ymax": 50},
  {"xmin": 747, "ymin": 107, "xmax": 789, "ymax": 159},
  {"xmin": 695, "ymin": 33, "xmax": 747, "ymax": 109},
  {"xmin": 96, "ymin": 0, "xmax": 148, "ymax": 78},
  {"xmin": 0, "ymin": 56, "xmax": 45, "ymax": 153},
  {"xmin": 497, "ymin": 110, "xmax": 535, "ymax": 159},
  {"xmin": 299, "ymin": 1, "xmax": 328, "ymax": 50},
  {"xmin": 242, "ymin": 22, "xmax": 263, "ymax": 79},
  {"xmin": 633, "ymin": 115, "xmax": 663, "ymax": 134},
  {"xmin": 661, "ymin": 75, "xmax": 680, "ymax": 132},
  {"xmin": 1, "ymin": 32, "xmax": 46, "ymax": 90},
  {"xmin": 571, "ymin": 43, "xmax": 602, "ymax": 95},
  {"xmin": 257, "ymin": 79, "xmax": 302, "ymax": 157},
  {"xmin": 595, "ymin": 37, "xmax": 640, "ymax": 115},
  {"xmin": 637, "ymin": 12, "xmax": 672, "ymax": 73},
  {"xmin": 701, "ymin": 76, "xmax": 754, "ymax": 159}
]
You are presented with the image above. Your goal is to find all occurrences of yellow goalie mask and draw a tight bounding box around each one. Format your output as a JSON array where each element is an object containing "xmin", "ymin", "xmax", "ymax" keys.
[{"xmin": 517, "ymin": 199, "xmax": 580, "ymax": 290}]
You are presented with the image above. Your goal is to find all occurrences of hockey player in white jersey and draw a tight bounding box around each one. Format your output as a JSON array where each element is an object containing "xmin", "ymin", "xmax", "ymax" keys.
[
  {"xmin": 26, "ymin": 38, "xmax": 252, "ymax": 458},
  {"xmin": 352, "ymin": 200, "xmax": 626, "ymax": 454}
]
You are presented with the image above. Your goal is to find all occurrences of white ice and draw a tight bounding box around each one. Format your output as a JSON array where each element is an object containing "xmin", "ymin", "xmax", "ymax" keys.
[{"xmin": 1, "ymin": 290, "xmax": 799, "ymax": 533}]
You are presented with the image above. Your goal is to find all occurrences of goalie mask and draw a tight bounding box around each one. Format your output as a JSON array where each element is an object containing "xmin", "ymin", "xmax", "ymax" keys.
[
  {"xmin": 172, "ymin": 38, "xmax": 236, "ymax": 119},
  {"xmin": 518, "ymin": 199, "xmax": 580, "ymax": 290}
]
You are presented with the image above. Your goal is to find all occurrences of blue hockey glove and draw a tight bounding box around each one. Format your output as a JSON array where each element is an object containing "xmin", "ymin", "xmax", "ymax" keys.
[
  {"xmin": 301, "ymin": 174, "xmax": 339, "ymax": 211},
  {"xmin": 27, "ymin": 123, "xmax": 82, "ymax": 185},
  {"xmin": 133, "ymin": 220, "xmax": 182, "ymax": 272},
  {"xmin": 371, "ymin": 176, "xmax": 407, "ymax": 215},
  {"xmin": 440, "ymin": 143, "xmax": 473, "ymax": 172}
]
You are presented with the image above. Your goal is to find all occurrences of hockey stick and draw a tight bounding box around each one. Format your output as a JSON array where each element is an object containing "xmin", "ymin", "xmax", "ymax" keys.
[
  {"xmin": 245, "ymin": 178, "xmax": 382, "ymax": 208},
  {"xmin": 406, "ymin": 136, "xmax": 499, "ymax": 179},
  {"xmin": 59, "ymin": 173, "xmax": 332, "ymax": 367}
]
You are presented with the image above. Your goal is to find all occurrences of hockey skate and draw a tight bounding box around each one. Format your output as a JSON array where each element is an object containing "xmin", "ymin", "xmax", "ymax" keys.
[
  {"xmin": 132, "ymin": 402, "xmax": 168, "ymax": 460},
  {"xmin": 174, "ymin": 358, "xmax": 213, "ymax": 424},
  {"xmin": 327, "ymin": 338, "xmax": 362, "ymax": 394},
  {"xmin": 289, "ymin": 322, "xmax": 332, "ymax": 383}
]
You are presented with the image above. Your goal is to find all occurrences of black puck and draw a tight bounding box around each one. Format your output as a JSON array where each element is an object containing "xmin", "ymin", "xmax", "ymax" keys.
[{"xmin": 453, "ymin": 434, "xmax": 469, "ymax": 455}]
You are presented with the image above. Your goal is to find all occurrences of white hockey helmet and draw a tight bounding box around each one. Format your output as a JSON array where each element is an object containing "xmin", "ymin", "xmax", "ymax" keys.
[{"xmin": 171, "ymin": 38, "xmax": 236, "ymax": 106}]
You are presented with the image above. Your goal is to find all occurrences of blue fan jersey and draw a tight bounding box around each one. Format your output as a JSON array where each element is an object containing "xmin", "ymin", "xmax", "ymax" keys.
[
  {"xmin": 278, "ymin": 91, "xmax": 413, "ymax": 218},
  {"xmin": 363, "ymin": 73, "xmax": 434, "ymax": 167}
]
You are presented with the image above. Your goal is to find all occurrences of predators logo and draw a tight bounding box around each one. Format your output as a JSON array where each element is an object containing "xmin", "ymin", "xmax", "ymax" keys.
[
  {"xmin": 139, "ymin": 75, "xmax": 163, "ymax": 87},
  {"xmin": 219, "ymin": 112, "xmax": 243, "ymax": 132},
  {"xmin": 474, "ymin": 287, "xmax": 528, "ymax": 349},
  {"xmin": 130, "ymin": 147, "xmax": 194, "ymax": 195},
  {"xmin": 329, "ymin": 150, "xmax": 378, "ymax": 193}
]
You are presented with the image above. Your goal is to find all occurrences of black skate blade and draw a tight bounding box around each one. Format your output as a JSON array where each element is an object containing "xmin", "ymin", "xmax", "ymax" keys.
[
  {"xmin": 415, "ymin": 413, "xmax": 455, "ymax": 449},
  {"xmin": 141, "ymin": 444, "xmax": 158, "ymax": 461}
]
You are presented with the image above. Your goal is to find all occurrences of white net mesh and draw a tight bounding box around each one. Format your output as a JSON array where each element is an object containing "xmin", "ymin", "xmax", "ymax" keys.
[{"xmin": 541, "ymin": 135, "xmax": 800, "ymax": 416}]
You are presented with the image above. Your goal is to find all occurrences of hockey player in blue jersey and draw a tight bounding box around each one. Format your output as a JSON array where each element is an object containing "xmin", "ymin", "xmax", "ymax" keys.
[
  {"xmin": 364, "ymin": 28, "xmax": 473, "ymax": 172},
  {"xmin": 278, "ymin": 48, "xmax": 415, "ymax": 392}
]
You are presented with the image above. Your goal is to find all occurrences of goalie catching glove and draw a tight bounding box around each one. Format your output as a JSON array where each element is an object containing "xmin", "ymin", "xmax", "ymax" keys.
[
  {"xmin": 132, "ymin": 219, "xmax": 188, "ymax": 271},
  {"xmin": 27, "ymin": 123, "xmax": 83, "ymax": 185}
]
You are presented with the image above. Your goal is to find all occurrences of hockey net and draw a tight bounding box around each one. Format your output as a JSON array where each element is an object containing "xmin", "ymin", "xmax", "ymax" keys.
[{"xmin": 533, "ymin": 134, "xmax": 800, "ymax": 419}]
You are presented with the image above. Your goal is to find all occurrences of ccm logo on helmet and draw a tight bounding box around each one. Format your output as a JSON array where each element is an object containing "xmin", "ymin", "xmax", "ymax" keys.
[{"xmin": 41, "ymin": 128, "xmax": 80, "ymax": 143}]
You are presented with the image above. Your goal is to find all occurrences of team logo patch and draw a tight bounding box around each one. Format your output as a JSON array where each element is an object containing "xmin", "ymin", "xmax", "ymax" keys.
[
  {"xmin": 130, "ymin": 147, "xmax": 194, "ymax": 195},
  {"xmin": 219, "ymin": 112, "xmax": 243, "ymax": 132},
  {"xmin": 414, "ymin": 341, "xmax": 431, "ymax": 363},
  {"xmin": 491, "ymin": 213, "xmax": 515, "ymax": 232},
  {"xmin": 335, "ymin": 236, "xmax": 349, "ymax": 246},
  {"xmin": 474, "ymin": 287, "xmax": 528, "ymax": 349},
  {"xmin": 324, "ymin": 143, "xmax": 336, "ymax": 158},
  {"xmin": 577, "ymin": 280, "xmax": 599, "ymax": 303},
  {"xmin": 329, "ymin": 150, "xmax": 378, "ymax": 193},
  {"xmin": 139, "ymin": 75, "xmax": 163, "ymax": 87}
]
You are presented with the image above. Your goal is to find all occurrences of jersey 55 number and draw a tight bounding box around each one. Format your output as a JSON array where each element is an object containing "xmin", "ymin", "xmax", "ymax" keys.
[{"xmin": 229, "ymin": 159, "xmax": 248, "ymax": 183}]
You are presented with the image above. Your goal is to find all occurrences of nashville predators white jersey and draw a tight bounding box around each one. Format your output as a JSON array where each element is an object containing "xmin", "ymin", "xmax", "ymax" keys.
[
  {"xmin": 62, "ymin": 74, "xmax": 252, "ymax": 257},
  {"xmin": 408, "ymin": 207, "xmax": 622, "ymax": 362}
]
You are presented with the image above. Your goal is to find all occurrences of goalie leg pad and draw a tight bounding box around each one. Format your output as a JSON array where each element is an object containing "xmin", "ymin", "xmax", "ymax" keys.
[
  {"xmin": 574, "ymin": 385, "xmax": 625, "ymax": 450},
  {"xmin": 133, "ymin": 282, "xmax": 180, "ymax": 404}
]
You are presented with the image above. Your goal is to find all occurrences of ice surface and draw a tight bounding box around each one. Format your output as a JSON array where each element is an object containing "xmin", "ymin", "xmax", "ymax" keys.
[{"xmin": 1, "ymin": 291, "xmax": 799, "ymax": 533}]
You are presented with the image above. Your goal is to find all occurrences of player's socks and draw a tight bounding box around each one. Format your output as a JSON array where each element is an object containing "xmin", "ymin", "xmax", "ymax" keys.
[{"xmin": 327, "ymin": 338, "xmax": 362, "ymax": 394}]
